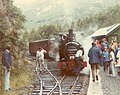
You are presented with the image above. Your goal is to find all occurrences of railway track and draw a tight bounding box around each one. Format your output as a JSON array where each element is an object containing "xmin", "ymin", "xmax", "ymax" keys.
[
  {"xmin": 26, "ymin": 56, "xmax": 89, "ymax": 95},
  {"xmin": 30, "ymin": 64, "xmax": 85, "ymax": 95}
]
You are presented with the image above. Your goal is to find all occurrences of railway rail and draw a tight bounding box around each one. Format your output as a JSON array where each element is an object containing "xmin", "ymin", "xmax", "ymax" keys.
[
  {"xmin": 30, "ymin": 65, "xmax": 85, "ymax": 95},
  {"xmin": 27, "ymin": 56, "xmax": 89, "ymax": 95}
]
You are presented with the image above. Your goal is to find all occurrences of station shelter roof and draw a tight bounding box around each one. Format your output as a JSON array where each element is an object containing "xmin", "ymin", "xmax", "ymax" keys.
[{"xmin": 90, "ymin": 24, "xmax": 120, "ymax": 38}]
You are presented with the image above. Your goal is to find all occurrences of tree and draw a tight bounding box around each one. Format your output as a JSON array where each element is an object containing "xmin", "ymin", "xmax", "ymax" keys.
[
  {"xmin": 0, "ymin": 0, "xmax": 26, "ymax": 58},
  {"xmin": 76, "ymin": 4, "xmax": 120, "ymax": 35},
  {"xmin": 27, "ymin": 24, "xmax": 60, "ymax": 42}
]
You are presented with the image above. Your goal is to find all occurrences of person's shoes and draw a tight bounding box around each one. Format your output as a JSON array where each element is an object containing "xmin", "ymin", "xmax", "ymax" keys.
[
  {"xmin": 5, "ymin": 89, "xmax": 10, "ymax": 92},
  {"xmin": 96, "ymin": 75, "xmax": 99, "ymax": 81},
  {"xmin": 93, "ymin": 79, "xmax": 95, "ymax": 82}
]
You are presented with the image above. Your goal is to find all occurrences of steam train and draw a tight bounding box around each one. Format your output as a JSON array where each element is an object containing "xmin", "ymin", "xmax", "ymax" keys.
[
  {"xmin": 58, "ymin": 29, "xmax": 86, "ymax": 75},
  {"xmin": 29, "ymin": 29, "xmax": 87, "ymax": 75}
]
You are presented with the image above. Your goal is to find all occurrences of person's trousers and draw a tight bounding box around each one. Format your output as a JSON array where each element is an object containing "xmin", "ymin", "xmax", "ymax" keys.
[
  {"xmin": 4, "ymin": 67, "xmax": 10, "ymax": 90},
  {"xmin": 109, "ymin": 61, "xmax": 118, "ymax": 76},
  {"xmin": 90, "ymin": 64, "xmax": 99, "ymax": 80},
  {"xmin": 38, "ymin": 59, "xmax": 47, "ymax": 71},
  {"xmin": 103, "ymin": 62, "xmax": 109, "ymax": 71}
]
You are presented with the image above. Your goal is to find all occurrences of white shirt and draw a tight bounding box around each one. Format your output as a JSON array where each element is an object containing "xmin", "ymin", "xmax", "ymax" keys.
[
  {"xmin": 110, "ymin": 51, "xmax": 115, "ymax": 61},
  {"xmin": 75, "ymin": 50, "xmax": 83, "ymax": 57},
  {"xmin": 36, "ymin": 49, "xmax": 47, "ymax": 60}
]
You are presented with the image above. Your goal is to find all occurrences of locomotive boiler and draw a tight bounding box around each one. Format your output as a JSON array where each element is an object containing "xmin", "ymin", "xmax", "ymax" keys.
[{"xmin": 58, "ymin": 29, "xmax": 86, "ymax": 75}]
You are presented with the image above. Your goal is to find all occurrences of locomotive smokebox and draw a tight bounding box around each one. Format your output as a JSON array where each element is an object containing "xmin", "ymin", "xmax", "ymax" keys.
[{"xmin": 68, "ymin": 29, "xmax": 74, "ymax": 41}]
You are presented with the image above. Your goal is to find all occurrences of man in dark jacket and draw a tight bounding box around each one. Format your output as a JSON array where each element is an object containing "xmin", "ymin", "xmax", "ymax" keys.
[
  {"xmin": 88, "ymin": 42, "xmax": 102, "ymax": 82},
  {"xmin": 2, "ymin": 45, "xmax": 12, "ymax": 91}
]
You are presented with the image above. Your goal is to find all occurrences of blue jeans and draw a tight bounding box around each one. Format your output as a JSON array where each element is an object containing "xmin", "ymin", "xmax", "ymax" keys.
[{"xmin": 4, "ymin": 67, "xmax": 10, "ymax": 90}]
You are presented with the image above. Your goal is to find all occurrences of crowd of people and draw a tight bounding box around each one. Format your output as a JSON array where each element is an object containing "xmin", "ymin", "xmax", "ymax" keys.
[{"xmin": 88, "ymin": 37, "xmax": 120, "ymax": 82}]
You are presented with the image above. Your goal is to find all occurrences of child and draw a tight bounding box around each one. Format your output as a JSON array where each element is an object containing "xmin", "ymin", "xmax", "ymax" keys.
[{"xmin": 102, "ymin": 47, "xmax": 110, "ymax": 72}]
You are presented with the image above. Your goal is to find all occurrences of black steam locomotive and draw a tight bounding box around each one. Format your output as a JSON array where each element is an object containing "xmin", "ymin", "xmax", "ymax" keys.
[{"xmin": 58, "ymin": 29, "xmax": 86, "ymax": 75}]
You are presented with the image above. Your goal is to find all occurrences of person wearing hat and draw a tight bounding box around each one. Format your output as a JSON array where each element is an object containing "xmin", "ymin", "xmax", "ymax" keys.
[{"xmin": 1, "ymin": 45, "xmax": 12, "ymax": 91}]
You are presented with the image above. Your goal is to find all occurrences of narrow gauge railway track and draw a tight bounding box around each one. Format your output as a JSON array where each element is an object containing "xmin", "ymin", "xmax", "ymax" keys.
[
  {"xmin": 31, "ymin": 66, "xmax": 83, "ymax": 95},
  {"xmin": 31, "ymin": 62, "xmax": 64, "ymax": 95},
  {"xmin": 27, "ymin": 56, "xmax": 88, "ymax": 95}
]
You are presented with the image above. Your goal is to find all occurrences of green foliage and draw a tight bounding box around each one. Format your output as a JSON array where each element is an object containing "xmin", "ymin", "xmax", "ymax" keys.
[
  {"xmin": 27, "ymin": 24, "xmax": 61, "ymax": 41},
  {"xmin": 21, "ymin": 4, "xmax": 120, "ymax": 45},
  {"xmin": 6, "ymin": 0, "xmax": 26, "ymax": 30},
  {"xmin": 0, "ymin": 0, "xmax": 26, "ymax": 52},
  {"xmin": 76, "ymin": 5, "xmax": 120, "ymax": 31}
]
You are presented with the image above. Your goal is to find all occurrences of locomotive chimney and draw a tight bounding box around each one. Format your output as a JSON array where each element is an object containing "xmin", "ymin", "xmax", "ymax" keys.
[{"xmin": 68, "ymin": 29, "xmax": 74, "ymax": 41}]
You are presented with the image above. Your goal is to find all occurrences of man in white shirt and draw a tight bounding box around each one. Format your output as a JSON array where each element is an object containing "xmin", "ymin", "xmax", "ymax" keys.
[
  {"xmin": 73, "ymin": 49, "xmax": 84, "ymax": 74},
  {"xmin": 36, "ymin": 47, "xmax": 47, "ymax": 72}
]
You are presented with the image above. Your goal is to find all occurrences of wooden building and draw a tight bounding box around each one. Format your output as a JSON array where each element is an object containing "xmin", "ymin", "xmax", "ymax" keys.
[{"xmin": 91, "ymin": 24, "xmax": 120, "ymax": 43}]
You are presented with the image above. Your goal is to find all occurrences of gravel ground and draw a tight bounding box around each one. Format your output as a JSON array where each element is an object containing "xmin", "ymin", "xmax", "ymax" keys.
[
  {"xmin": 79, "ymin": 75, "xmax": 89, "ymax": 95},
  {"xmin": 100, "ymin": 67, "xmax": 120, "ymax": 95}
]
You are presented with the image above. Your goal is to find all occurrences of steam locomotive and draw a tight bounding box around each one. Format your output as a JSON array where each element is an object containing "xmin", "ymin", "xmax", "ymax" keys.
[
  {"xmin": 29, "ymin": 29, "xmax": 87, "ymax": 75},
  {"xmin": 58, "ymin": 29, "xmax": 86, "ymax": 75}
]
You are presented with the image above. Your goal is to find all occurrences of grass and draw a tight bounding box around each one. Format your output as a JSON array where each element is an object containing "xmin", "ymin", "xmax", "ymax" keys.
[{"xmin": 0, "ymin": 58, "xmax": 34, "ymax": 95}]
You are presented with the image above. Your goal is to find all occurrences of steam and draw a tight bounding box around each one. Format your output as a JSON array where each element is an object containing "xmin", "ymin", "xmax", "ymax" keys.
[
  {"xmin": 49, "ymin": 38, "xmax": 60, "ymax": 61},
  {"xmin": 75, "ymin": 29, "xmax": 95, "ymax": 75}
]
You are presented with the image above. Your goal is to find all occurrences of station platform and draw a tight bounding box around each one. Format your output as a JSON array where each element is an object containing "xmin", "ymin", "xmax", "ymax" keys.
[
  {"xmin": 87, "ymin": 68, "xmax": 103, "ymax": 95},
  {"xmin": 87, "ymin": 66, "xmax": 120, "ymax": 95}
]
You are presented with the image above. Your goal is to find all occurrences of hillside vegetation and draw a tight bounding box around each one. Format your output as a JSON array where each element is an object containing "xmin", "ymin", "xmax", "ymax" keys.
[
  {"xmin": 14, "ymin": 0, "xmax": 120, "ymax": 30},
  {"xmin": 76, "ymin": 5, "xmax": 120, "ymax": 34},
  {"xmin": 26, "ymin": 4, "xmax": 120, "ymax": 41}
]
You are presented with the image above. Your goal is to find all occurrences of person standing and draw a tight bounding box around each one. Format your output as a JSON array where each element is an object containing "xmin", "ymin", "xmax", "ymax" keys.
[
  {"xmin": 116, "ymin": 46, "xmax": 120, "ymax": 73},
  {"xmin": 109, "ymin": 40, "xmax": 118, "ymax": 52},
  {"xmin": 88, "ymin": 42, "xmax": 101, "ymax": 82},
  {"xmin": 101, "ymin": 38, "xmax": 108, "ymax": 51},
  {"xmin": 36, "ymin": 47, "xmax": 47, "ymax": 72},
  {"xmin": 102, "ymin": 47, "xmax": 110, "ymax": 72},
  {"xmin": 1, "ymin": 45, "xmax": 12, "ymax": 91},
  {"xmin": 95, "ymin": 40, "xmax": 101, "ymax": 49},
  {"xmin": 108, "ymin": 48, "xmax": 117, "ymax": 77},
  {"xmin": 73, "ymin": 48, "xmax": 84, "ymax": 74},
  {"xmin": 115, "ymin": 42, "xmax": 120, "ymax": 62}
]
